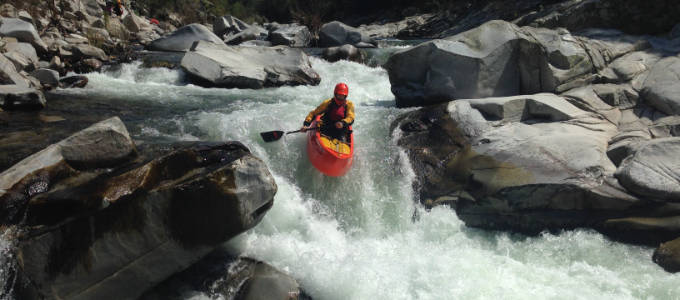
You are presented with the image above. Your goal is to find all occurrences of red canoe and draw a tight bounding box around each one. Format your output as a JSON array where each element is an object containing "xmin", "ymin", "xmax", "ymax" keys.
[{"xmin": 306, "ymin": 115, "xmax": 354, "ymax": 177}]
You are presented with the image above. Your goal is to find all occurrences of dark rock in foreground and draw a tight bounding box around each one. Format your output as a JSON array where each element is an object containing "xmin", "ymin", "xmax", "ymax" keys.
[
  {"xmin": 180, "ymin": 41, "xmax": 320, "ymax": 89},
  {"xmin": 654, "ymin": 238, "xmax": 680, "ymax": 273},
  {"xmin": 140, "ymin": 250, "xmax": 310, "ymax": 300},
  {"xmin": 0, "ymin": 117, "xmax": 277, "ymax": 299}
]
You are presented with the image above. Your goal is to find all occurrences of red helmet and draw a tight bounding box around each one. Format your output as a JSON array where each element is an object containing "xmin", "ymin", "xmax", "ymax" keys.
[{"xmin": 334, "ymin": 83, "xmax": 348, "ymax": 96}]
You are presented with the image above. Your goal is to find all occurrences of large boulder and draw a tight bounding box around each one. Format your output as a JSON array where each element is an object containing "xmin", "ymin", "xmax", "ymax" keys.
[
  {"xmin": 1, "ymin": 118, "xmax": 277, "ymax": 299},
  {"xmin": 5, "ymin": 42, "xmax": 39, "ymax": 66},
  {"xmin": 269, "ymin": 24, "xmax": 311, "ymax": 47},
  {"xmin": 392, "ymin": 93, "xmax": 649, "ymax": 235},
  {"xmin": 68, "ymin": 43, "xmax": 109, "ymax": 61},
  {"xmin": 615, "ymin": 138, "xmax": 680, "ymax": 201},
  {"xmin": 147, "ymin": 24, "xmax": 224, "ymax": 52},
  {"xmin": 0, "ymin": 18, "xmax": 48, "ymax": 53},
  {"xmin": 180, "ymin": 41, "xmax": 321, "ymax": 89},
  {"xmin": 0, "ymin": 54, "xmax": 30, "ymax": 87},
  {"xmin": 319, "ymin": 21, "xmax": 375, "ymax": 48},
  {"xmin": 29, "ymin": 68, "xmax": 59, "ymax": 86},
  {"xmin": 384, "ymin": 20, "xmax": 644, "ymax": 107},
  {"xmin": 641, "ymin": 57, "xmax": 680, "ymax": 116},
  {"xmin": 0, "ymin": 85, "xmax": 45, "ymax": 110},
  {"xmin": 654, "ymin": 237, "xmax": 680, "ymax": 273}
]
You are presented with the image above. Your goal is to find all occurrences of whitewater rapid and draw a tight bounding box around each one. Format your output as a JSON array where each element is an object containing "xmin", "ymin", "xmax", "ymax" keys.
[{"xmin": 37, "ymin": 57, "xmax": 680, "ymax": 299}]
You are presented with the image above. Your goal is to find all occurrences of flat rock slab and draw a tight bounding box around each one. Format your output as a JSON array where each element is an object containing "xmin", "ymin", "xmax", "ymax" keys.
[
  {"xmin": 180, "ymin": 41, "xmax": 320, "ymax": 89},
  {"xmin": 641, "ymin": 56, "xmax": 680, "ymax": 116}
]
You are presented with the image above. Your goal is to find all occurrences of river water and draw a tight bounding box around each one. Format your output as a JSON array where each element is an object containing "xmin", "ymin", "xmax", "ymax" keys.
[{"xmin": 5, "ymin": 52, "xmax": 680, "ymax": 299}]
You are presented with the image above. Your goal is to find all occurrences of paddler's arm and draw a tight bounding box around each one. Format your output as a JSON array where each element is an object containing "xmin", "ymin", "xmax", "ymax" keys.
[
  {"xmin": 303, "ymin": 99, "xmax": 332, "ymax": 126},
  {"xmin": 341, "ymin": 100, "xmax": 355, "ymax": 127}
]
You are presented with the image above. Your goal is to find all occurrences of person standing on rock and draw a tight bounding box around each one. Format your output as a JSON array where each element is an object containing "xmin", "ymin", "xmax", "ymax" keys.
[{"xmin": 302, "ymin": 83, "xmax": 355, "ymax": 142}]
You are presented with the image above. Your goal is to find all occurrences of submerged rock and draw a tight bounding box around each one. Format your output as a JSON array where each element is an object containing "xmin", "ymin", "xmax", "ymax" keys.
[
  {"xmin": 322, "ymin": 44, "xmax": 364, "ymax": 63},
  {"xmin": 180, "ymin": 41, "xmax": 320, "ymax": 89},
  {"xmin": 148, "ymin": 24, "xmax": 224, "ymax": 52}
]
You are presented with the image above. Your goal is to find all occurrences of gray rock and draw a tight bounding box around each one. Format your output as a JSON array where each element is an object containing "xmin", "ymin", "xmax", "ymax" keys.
[
  {"xmin": 641, "ymin": 57, "xmax": 680, "ymax": 116},
  {"xmin": 385, "ymin": 20, "xmax": 600, "ymax": 107},
  {"xmin": 0, "ymin": 4, "xmax": 16, "ymax": 18},
  {"xmin": 81, "ymin": 0, "xmax": 104, "ymax": 17},
  {"xmin": 69, "ymin": 43, "xmax": 108, "ymax": 61},
  {"xmin": 0, "ymin": 54, "xmax": 30, "ymax": 87},
  {"xmin": 239, "ymin": 40, "xmax": 272, "ymax": 47},
  {"xmin": 91, "ymin": 18, "xmax": 105, "ymax": 29},
  {"xmin": 180, "ymin": 41, "xmax": 320, "ymax": 89},
  {"xmin": 654, "ymin": 237, "xmax": 680, "ymax": 273},
  {"xmin": 0, "ymin": 17, "xmax": 48, "ymax": 53},
  {"xmin": 223, "ymin": 25, "xmax": 267, "ymax": 45},
  {"xmin": 319, "ymin": 21, "xmax": 375, "ymax": 47},
  {"xmin": 322, "ymin": 44, "xmax": 364, "ymax": 63},
  {"xmin": 123, "ymin": 12, "xmax": 150, "ymax": 33},
  {"xmin": 393, "ymin": 93, "xmax": 644, "ymax": 235},
  {"xmin": 5, "ymin": 41, "xmax": 38, "ymax": 65},
  {"xmin": 591, "ymin": 84, "xmax": 639, "ymax": 110},
  {"xmin": 213, "ymin": 15, "xmax": 249, "ymax": 37},
  {"xmin": 17, "ymin": 10, "xmax": 32, "ymax": 24},
  {"xmin": 0, "ymin": 84, "xmax": 46, "ymax": 110},
  {"xmin": 147, "ymin": 23, "xmax": 224, "ymax": 52},
  {"xmin": 4, "ymin": 51, "xmax": 33, "ymax": 73},
  {"xmin": 30, "ymin": 68, "xmax": 59, "ymax": 86},
  {"xmin": 49, "ymin": 56, "xmax": 62, "ymax": 70},
  {"xmin": 269, "ymin": 24, "xmax": 311, "ymax": 47},
  {"xmin": 615, "ymin": 137, "xmax": 680, "ymax": 201}
]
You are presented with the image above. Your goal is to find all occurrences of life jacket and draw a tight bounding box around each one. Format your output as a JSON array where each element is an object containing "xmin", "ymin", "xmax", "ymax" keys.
[{"xmin": 324, "ymin": 98, "xmax": 346, "ymax": 122}]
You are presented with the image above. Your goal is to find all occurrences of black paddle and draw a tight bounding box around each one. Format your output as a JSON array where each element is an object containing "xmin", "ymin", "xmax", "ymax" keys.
[{"xmin": 260, "ymin": 127, "xmax": 317, "ymax": 142}]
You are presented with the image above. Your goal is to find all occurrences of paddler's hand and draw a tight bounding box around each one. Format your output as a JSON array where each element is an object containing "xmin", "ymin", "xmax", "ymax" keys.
[
  {"xmin": 300, "ymin": 126, "xmax": 308, "ymax": 132},
  {"xmin": 335, "ymin": 121, "xmax": 343, "ymax": 129}
]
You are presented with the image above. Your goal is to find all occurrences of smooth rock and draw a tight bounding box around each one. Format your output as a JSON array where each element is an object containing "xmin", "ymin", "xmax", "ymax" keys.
[
  {"xmin": 654, "ymin": 237, "xmax": 680, "ymax": 273},
  {"xmin": 5, "ymin": 42, "xmax": 38, "ymax": 66},
  {"xmin": 147, "ymin": 23, "xmax": 224, "ymax": 52},
  {"xmin": 641, "ymin": 57, "xmax": 680, "ymax": 116},
  {"xmin": 0, "ymin": 54, "xmax": 29, "ymax": 87},
  {"xmin": 319, "ymin": 21, "xmax": 375, "ymax": 47},
  {"xmin": 615, "ymin": 137, "xmax": 680, "ymax": 201},
  {"xmin": 29, "ymin": 68, "xmax": 59, "ymax": 86},
  {"xmin": 68, "ymin": 43, "xmax": 108, "ymax": 61},
  {"xmin": 0, "ymin": 17, "xmax": 48, "ymax": 53},
  {"xmin": 223, "ymin": 25, "xmax": 267, "ymax": 45},
  {"xmin": 180, "ymin": 41, "xmax": 320, "ymax": 89},
  {"xmin": 269, "ymin": 24, "xmax": 311, "ymax": 47},
  {"xmin": 0, "ymin": 84, "xmax": 45, "ymax": 110}
]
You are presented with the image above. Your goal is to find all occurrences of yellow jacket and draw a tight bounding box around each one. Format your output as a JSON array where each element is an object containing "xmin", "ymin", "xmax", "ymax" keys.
[{"xmin": 305, "ymin": 98, "xmax": 355, "ymax": 126}]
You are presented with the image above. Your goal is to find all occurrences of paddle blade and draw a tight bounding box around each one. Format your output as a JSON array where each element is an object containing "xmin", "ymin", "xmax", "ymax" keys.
[{"xmin": 260, "ymin": 130, "xmax": 285, "ymax": 142}]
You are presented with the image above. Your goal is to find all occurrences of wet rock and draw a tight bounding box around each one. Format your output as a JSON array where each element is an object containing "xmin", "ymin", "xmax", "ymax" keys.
[
  {"xmin": 0, "ymin": 85, "xmax": 45, "ymax": 110},
  {"xmin": 9, "ymin": 140, "xmax": 276, "ymax": 300},
  {"xmin": 147, "ymin": 23, "xmax": 224, "ymax": 52},
  {"xmin": 393, "ymin": 94, "xmax": 644, "ymax": 235},
  {"xmin": 29, "ymin": 68, "xmax": 59, "ymax": 86},
  {"xmin": 0, "ymin": 17, "xmax": 48, "ymax": 53},
  {"xmin": 322, "ymin": 44, "xmax": 364, "ymax": 63},
  {"xmin": 654, "ymin": 237, "xmax": 680, "ymax": 273},
  {"xmin": 598, "ymin": 216, "xmax": 680, "ymax": 246},
  {"xmin": 59, "ymin": 75, "xmax": 88, "ymax": 88},
  {"xmin": 319, "ymin": 21, "xmax": 375, "ymax": 48},
  {"xmin": 269, "ymin": 24, "xmax": 311, "ymax": 47},
  {"xmin": 615, "ymin": 137, "xmax": 680, "ymax": 201},
  {"xmin": 641, "ymin": 57, "xmax": 680, "ymax": 116},
  {"xmin": 213, "ymin": 15, "xmax": 249, "ymax": 37},
  {"xmin": 140, "ymin": 252, "xmax": 309, "ymax": 300},
  {"xmin": 180, "ymin": 41, "xmax": 320, "ymax": 89}
]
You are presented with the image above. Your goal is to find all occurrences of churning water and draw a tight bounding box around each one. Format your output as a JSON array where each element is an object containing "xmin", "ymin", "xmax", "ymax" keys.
[{"xmin": 20, "ymin": 55, "xmax": 680, "ymax": 299}]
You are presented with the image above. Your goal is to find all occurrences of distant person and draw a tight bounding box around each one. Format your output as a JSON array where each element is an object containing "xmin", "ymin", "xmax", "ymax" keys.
[
  {"xmin": 302, "ymin": 83, "xmax": 355, "ymax": 142},
  {"xmin": 114, "ymin": 0, "xmax": 124, "ymax": 16}
]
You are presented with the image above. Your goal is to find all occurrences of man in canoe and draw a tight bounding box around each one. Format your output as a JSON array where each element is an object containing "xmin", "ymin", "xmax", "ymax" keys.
[{"xmin": 302, "ymin": 83, "xmax": 355, "ymax": 142}]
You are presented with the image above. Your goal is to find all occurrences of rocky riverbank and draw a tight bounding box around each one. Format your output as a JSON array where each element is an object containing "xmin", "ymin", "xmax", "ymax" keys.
[{"xmin": 2, "ymin": 0, "xmax": 680, "ymax": 298}]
